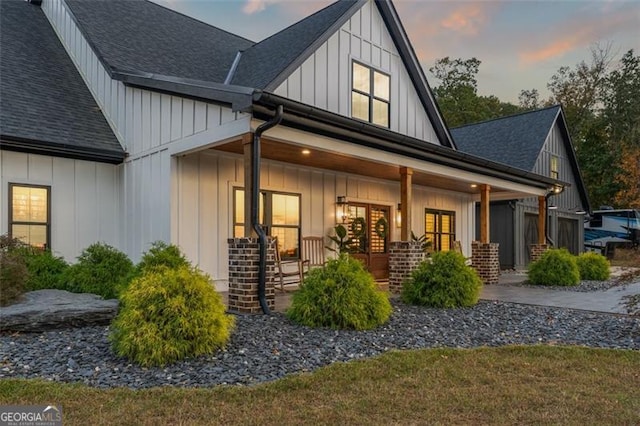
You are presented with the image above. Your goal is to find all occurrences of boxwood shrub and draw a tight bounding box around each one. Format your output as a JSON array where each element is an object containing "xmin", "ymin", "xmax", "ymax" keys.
[
  {"xmin": 61, "ymin": 243, "xmax": 134, "ymax": 299},
  {"xmin": 286, "ymin": 254, "xmax": 392, "ymax": 330},
  {"xmin": 528, "ymin": 248, "xmax": 580, "ymax": 286},
  {"xmin": 401, "ymin": 251, "xmax": 482, "ymax": 308},
  {"xmin": 110, "ymin": 265, "xmax": 235, "ymax": 367},
  {"xmin": 576, "ymin": 252, "xmax": 610, "ymax": 281}
]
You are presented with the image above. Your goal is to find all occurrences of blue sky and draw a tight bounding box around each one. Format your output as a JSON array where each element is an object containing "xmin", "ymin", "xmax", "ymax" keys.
[{"xmin": 152, "ymin": 0, "xmax": 640, "ymax": 103}]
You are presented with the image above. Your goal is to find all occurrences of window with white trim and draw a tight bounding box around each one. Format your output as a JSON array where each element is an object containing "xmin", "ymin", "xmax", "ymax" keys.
[{"xmin": 352, "ymin": 61, "xmax": 390, "ymax": 127}]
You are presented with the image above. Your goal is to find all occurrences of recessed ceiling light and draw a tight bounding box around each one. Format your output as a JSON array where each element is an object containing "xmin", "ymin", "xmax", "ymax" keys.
[
  {"xmin": 470, "ymin": 184, "xmax": 478, "ymax": 188},
  {"xmin": 301, "ymin": 149, "xmax": 310, "ymax": 155}
]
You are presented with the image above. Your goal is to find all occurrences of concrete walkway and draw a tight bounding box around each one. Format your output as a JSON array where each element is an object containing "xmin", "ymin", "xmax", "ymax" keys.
[{"xmin": 482, "ymin": 273, "xmax": 640, "ymax": 314}]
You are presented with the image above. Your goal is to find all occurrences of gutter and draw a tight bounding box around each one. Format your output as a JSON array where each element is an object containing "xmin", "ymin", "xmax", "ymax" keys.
[
  {"xmin": 253, "ymin": 92, "xmax": 566, "ymax": 191},
  {"xmin": 252, "ymin": 105, "xmax": 284, "ymax": 315},
  {"xmin": 0, "ymin": 136, "xmax": 125, "ymax": 164}
]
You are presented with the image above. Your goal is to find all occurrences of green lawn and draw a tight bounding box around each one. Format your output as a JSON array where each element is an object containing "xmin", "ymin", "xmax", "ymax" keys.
[{"xmin": 1, "ymin": 346, "xmax": 639, "ymax": 425}]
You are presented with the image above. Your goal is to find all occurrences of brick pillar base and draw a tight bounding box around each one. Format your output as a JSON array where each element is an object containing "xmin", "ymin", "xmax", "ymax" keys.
[
  {"xmin": 471, "ymin": 242, "xmax": 500, "ymax": 285},
  {"xmin": 389, "ymin": 241, "xmax": 425, "ymax": 293},
  {"xmin": 529, "ymin": 244, "xmax": 549, "ymax": 263},
  {"xmin": 227, "ymin": 238, "xmax": 276, "ymax": 314}
]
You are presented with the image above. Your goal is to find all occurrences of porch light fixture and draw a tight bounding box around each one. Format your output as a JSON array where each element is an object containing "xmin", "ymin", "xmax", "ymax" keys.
[
  {"xmin": 549, "ymin": 204, "xmax": 558, "ymax": 210},
  {"xmin": 470, "ymin": 184, "xmax": 478, "ymax": 188},
  {"xmin": 396, "ymin": 203, "xmax": 402, "ymax": 228},
  {"xmin": 336, "ymin": 196, "xmax": 349, "ymax": 224},
  {"xmin": 301, "ymin": 149, "xmax": 310, "ymax": 155}
]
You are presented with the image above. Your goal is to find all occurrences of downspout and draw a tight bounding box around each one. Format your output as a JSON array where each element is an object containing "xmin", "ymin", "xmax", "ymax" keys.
[{"xmin": 252, "ymin": 105, "xmax": 284, "ymax": 314}]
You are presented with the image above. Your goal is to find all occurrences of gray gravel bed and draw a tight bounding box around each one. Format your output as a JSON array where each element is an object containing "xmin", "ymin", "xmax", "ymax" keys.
[{"xmin": 1, "ymin": 300, "xmax": 638, "ymax": 389}]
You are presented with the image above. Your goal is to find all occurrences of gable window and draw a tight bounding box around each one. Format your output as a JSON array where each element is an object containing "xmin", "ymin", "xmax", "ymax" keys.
[
  {"xmin": 352, "ymin": 61, "xmax": 390, "ymax": 127},
  {"xmin": 9, "ymin": 183, "xmax": 50, "ymax": 249},
  {"xmin": 550, "ymin": 155, "xmax": 559, "ymax": 179},
  {"xmin": 233, "ymin": 188, "xmax": 301, "ymax": 259},
  {"xmin": 425, "ymin": 209, "xmax": 455, "ymax": 252}
]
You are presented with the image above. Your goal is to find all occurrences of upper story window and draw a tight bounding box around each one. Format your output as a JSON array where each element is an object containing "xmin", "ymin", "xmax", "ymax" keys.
[
  {"xmin": 351, "ymin": 61, "xmax": 390, "ymax": 127},
  {"xmin": 550, "ymin": 155, "xmax": 559, "ymax": 179},
  {"xmin": 9, "ymin": 183, "xmax": 50, "ymax": 249}
]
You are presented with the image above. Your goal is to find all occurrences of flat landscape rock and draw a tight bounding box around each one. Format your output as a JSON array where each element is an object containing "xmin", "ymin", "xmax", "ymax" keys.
[{"xmin": 0, "ymin": 290, "xmax": 118, "ymax": 332}]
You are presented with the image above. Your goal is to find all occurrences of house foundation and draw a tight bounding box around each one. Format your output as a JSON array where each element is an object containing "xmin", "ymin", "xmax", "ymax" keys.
[
  {"xmin": 389, "ymin": 241, "xmax": 425, "ymax": 293},
  {"xmin": 472, "ymin": 242, "xmax": 500, "ymax": 285},
  {"xmin": 227, "ymin": 238, "xmax": 276, "ymax": 314},
  {"xmin": 529, "ymin": 244, "xmax": 549, "ymax": 263}
]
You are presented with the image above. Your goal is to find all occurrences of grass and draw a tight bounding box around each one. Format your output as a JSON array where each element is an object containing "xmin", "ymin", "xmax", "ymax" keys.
[{"xmin": 1, "ymin": 346, "xmax": 639, "ymax": 425}]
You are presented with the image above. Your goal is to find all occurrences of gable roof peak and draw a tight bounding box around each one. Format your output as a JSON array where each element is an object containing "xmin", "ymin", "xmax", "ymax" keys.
[{"xmin": 230, "ymin": 0, "xmax": 364, "ymax": 90}]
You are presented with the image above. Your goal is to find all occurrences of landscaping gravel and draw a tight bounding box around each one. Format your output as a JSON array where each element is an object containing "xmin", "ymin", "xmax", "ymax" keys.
[{"xmin": 1, "ymin": 299, "xmax": 638, "ymax": 389}]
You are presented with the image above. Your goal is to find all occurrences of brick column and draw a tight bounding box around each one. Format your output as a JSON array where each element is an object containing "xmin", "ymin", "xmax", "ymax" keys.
[
  {"xmin": 389, "ymin": 241, "xmax": 424, "ymax": 293},
  {"xmin": 529, "ymin": 244, "xmax": 549, "ymax": 263},
  {"xmin": 471, "ymin": 242, "xmax": 500, "ymax": 285},
  {"xmin": 227, "ymin": 238, "xmax": 276, "ymax": 314}
]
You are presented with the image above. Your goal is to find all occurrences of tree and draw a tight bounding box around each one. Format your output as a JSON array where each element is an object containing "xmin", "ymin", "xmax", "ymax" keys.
[
  {"xmin": 545, "ymin": 44, "xmax": 614, "ymax": 150},
  {"xmin": 429, "ymin": 57, "xmax": 521, "ymax": 127},
  {"xmin": 613, "ymin": 146, "xmax": 640, "ymax": 208},
  {"xmin": 518, "ymin": 89, "xmax": 540, "ymax": 110}
]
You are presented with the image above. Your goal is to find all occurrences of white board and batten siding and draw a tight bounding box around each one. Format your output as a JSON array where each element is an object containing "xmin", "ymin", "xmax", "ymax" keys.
[
  {"xmin": 272, "ymin": 0, "xmax": 439, "ymax": 145},
  {"xmin": 0, "ymin": 151, "xmax": 121, "ymax": 262},
  {"xmin": 38, "ymin": 0, "xmax": 252, "ymax": 264},
  {"xmin": 175, "ymin": 151, "xmax": 474, "ymax": 290}
]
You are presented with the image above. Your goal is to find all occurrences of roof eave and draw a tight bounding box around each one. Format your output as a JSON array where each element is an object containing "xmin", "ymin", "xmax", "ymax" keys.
[
  {"xmin": 0, "ymin": 135, "xmax": 126, "ymax": 164},
  {"xmin": 113, "ymin": 71, "xmax": 256, "ymax": 111},
  {"xmin": 253, "ymin": 92, "xmax": 565, "ymax": 191}
]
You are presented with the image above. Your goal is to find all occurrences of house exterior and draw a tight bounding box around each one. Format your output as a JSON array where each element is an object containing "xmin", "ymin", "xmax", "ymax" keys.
[
  {"xmin": 1, "ymin": 0, "xmax": 564, "ymax": 310},
  {"xmin": 452, "ymin": 106, "xmax": 591, "ymax": 269}
]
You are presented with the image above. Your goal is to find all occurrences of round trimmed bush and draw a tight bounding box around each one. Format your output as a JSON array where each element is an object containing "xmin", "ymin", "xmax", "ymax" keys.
[
  {"xmin": 286, "ymin": 254, "xmax": 392, "ymax": 330},
  {"xmin": 23, "ymin": 250, "xmax": 69, "ymax": 291},
  {"xmin": 110, "ymin": 266, "xmax": 235, "ymax": 367},
  {"xmin": 528, "ymin": 248, "xmax": 580, "ymax": 286},
  {"xmin": 137, "ymin": 241, "xmax": 190, "ymax": 274},
  {"xmin": 401, "ymin": 251, "xmax": 482, "ymax": 308},
  {"xmin": 576, "ymin": 252, "xmax": 610, "ymax": 281},
  {"xmin": 61, "ymin": 243, "xmax": 134, "ymax": 299}
]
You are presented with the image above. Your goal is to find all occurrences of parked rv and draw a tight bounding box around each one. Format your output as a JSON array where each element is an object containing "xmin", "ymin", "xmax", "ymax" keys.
[{"xmin": 584, "ymin": 208, "xmax": 640, "ymax": 255}]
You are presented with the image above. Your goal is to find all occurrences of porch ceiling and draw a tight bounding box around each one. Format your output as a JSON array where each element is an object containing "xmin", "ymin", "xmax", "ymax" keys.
[{"xmin": 212, "ymin": 137, "xmax": 519, "ymax": 196}]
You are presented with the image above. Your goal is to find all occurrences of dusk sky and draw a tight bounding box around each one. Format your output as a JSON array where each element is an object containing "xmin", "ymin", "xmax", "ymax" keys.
[{"xmin": 152, "ymin": 0, "xmax": 640, "ymax": 104}]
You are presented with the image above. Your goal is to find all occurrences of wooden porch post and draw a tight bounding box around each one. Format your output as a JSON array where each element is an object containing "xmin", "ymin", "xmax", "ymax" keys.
[
  {"xmin": 242, "ymin": 133, "xmax": 256, "ymax": 237},
  {"xmin": 480, "ymin": 184, "xmax": 490, "ymax": 243},
  {"xmin": 538, "ymin": 195, "xmax": 546, "ymax": 244},
  {"xmin": 400, "ymin": 167, "xmax": 413, "ymax": 241}
]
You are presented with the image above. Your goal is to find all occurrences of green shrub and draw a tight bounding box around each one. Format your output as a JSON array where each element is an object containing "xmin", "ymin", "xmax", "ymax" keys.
[
  {"xmin": 286, "ymin": 254, "xmax": 392, "ymax": 330},
  {"xmin": 576, "ymin": 252, "xmax": 610, "ymax": 281},
  {"xmin": 401, "ymin": 251, "xmax": 482, "ymax": 308},
  {"xmin": 23, "ymin": 250, "xmax": 69, "ymax": 291},
  {"xmin": 0, "ymin": 235, "xmax": 29, "ymax": 306},
  {"xmin": 110, "ymin": 266, "xmax": 234, "ymax": 367},
  {"xmin": 0, "ymin": 251, "xmax": 28, "ymax": 306},
  {"xmin": 61, "ymin": 243, "xmax": 134, "ymax": 299},
  {"xmin": 137, "ymin": 241, "xmax": 190, "ymax": 274},
  {"xmin": 528, "ymin": 248, "xmax": 580, "ymax": 286}
]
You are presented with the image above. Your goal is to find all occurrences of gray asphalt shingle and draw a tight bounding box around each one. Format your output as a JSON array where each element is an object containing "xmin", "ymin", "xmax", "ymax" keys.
[
  {"xmin": 0, "ymin": 0, "xmax": 124, "ymax": 161},
  {"xmin": 65, "ymin": 0, "xmax": 254, "ymax": 83},
  {"xmin": 451, "ymin": 106, "xmax": 562, "ymax": 172}
]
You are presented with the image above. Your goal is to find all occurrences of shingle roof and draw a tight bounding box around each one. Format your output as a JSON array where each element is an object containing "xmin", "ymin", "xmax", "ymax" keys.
[
  {"xmin": 65, "ymin": 0, "xmax": 254, "ymax": 83},
  {"xmin": 231, "ymin": 0, "xmax": 360, "ymax": 90},
  {"xmin": 451, "ymin": 106, "xmax": 561, "ymax": 172},
  {"xmin": 0, "ymin": 0, "xmax": 124, "ymax": 163}
]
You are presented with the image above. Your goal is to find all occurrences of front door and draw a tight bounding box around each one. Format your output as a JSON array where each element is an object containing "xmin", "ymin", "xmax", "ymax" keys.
[{"xmin": 348, "ymin": 203, "xmax": 390, "ymax": 280}]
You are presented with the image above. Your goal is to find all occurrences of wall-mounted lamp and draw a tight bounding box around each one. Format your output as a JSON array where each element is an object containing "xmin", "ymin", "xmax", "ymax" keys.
[
  {"xmin": 548, "ymin": 204, "xmax": 558, "ymax": 210},
  {"xmin": 396, "ymin": 203, "xmax": 402, "ymax": 228},
  {"xmin": 549, "ymin": 185, "xmax": 564, "ymax": 194},
  {"xmin": 336, "ymin": 196, "xmax": 349, "ymax": 224},
  {"xmin": 575, "ymin": 210, "xmax": 587, "ymax": 215}
]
